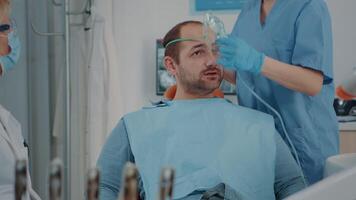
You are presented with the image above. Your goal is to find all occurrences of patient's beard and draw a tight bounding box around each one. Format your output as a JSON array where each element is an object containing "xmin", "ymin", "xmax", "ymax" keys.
[{"xmin": 177, "ymin": 68, "xmax": 222, "ymax": 97}]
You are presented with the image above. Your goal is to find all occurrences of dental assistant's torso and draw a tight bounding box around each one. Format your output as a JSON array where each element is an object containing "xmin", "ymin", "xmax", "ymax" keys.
[{"xmin": 233, "ymin": 0, "xmax": 339, "ymax": 184}]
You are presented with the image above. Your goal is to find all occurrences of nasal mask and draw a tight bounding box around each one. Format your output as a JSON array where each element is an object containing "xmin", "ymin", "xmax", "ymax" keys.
[{"xmin": 203, "ymin": 13, "xmax": 227, "ymax": 40}]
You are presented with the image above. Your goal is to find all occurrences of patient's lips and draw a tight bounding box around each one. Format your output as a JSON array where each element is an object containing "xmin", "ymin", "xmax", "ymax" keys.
[{"xmin": 203, "ymin": 69, "xmax": 221, "ymax": 80}]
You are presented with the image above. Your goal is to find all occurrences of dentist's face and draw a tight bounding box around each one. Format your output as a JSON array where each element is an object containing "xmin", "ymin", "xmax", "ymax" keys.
[
  {"xmin": 173, "ymin": 24, "xmax": 223, "ymax": 95},
  {"xmin": 0, "ymin": 14, "xmax": 10, "ymax": 60}
]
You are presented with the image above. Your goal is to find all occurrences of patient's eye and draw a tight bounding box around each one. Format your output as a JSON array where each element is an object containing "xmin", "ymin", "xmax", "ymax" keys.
[{"xmin": 191, "ymin": 49, "xmax": 206, "ymax": 57}]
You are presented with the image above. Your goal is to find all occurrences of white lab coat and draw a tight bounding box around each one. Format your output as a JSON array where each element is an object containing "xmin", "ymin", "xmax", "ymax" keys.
[{"xmin": 0, "ymin": 104, "xmax": 41, "ymax": 200}]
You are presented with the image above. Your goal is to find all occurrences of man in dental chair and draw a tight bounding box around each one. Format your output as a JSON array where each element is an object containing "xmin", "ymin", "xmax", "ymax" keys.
[{"xmin": 97, "ymin": 20, "xmax": 306, "ymax": 200}]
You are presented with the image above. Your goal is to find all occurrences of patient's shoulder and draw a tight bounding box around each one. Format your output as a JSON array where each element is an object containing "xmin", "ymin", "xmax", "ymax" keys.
[
  {"xmin": 143, "ymin": 100, "xmax": 170, "ymax": 109},
  {"xmin": 123, "ymin": 100, "xmax": 170, "ymax": 118}
]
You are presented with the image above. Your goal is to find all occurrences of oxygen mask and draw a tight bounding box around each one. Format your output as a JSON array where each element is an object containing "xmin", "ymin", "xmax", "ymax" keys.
[{"xmin": 203, "ymin": 12, "xmax": 227, "ymax": 40}]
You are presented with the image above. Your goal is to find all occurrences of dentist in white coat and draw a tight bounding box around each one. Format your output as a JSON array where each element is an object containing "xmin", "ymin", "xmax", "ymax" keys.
[{"xmin": 0, "ymin": 0, "xmax": 41, "ymax": 199}]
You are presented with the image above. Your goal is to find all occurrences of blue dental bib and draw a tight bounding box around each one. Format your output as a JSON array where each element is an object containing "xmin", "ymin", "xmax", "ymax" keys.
[{"xmin": 124, "ymin": 98, "xmax": 276, "ymax": 200}]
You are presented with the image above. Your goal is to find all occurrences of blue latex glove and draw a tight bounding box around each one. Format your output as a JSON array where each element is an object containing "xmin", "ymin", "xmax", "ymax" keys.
[{"xmin": 216, "ymin": 35, "xmax": 265, "ymax": 74}]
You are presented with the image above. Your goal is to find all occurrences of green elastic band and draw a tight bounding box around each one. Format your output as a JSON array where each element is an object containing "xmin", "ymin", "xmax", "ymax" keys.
[{"xmin": 164, "ymin": 38, "xmax": 197, "ymax": 48}]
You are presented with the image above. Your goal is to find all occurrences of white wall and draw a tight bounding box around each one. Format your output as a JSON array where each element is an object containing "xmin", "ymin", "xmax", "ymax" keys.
[
  {"xmin": 113, "ymin": 0, "xmax": 238, "ymax": 113},
  {"xmin": 327, "ymin": 0, "xmax": 356, "ymax": 87}
]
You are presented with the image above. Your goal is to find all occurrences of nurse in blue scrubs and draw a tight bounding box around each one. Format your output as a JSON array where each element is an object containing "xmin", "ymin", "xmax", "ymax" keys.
[{"xmin": 217, "ymin": 0, "xmax": 338, "ymax": 184}]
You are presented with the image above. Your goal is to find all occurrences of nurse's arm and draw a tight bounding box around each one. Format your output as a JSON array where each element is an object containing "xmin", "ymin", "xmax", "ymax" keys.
[
  {"xmin": 274, "ymin": 132, "xmax": 306, "ymax": 200},
  {"xmin": 261, "ymin": 57, "xmax": 323, "ymax": 96},
  {"xmin": 97, "ymin": 119, "xmax": 143, "ymax": 200}
]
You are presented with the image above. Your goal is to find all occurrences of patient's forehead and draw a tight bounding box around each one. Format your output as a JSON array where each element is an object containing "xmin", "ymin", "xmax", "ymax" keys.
[{"xmin": 180, "ymin": 23, "xmax": 216, "ymax": 45}]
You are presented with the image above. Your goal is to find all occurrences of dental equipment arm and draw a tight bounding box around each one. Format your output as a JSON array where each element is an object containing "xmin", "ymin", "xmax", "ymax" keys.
[
  {"xmin": 15, "ymin": 160, "xmax": 27, "ymax": 200},
  {"xmin": 49, "ymin": 159, "xmax": 62, "ymax": 200},
  {"xmin": 336, "ymin": 73, "xmax": 356, "ymax": 100},
  {"xmin": 87, "ymin": 168, "xmax": 100, "ymax": 200},
  {"xmin": 159, "ymin": 167, "xmax": 175, "ymax": 200},
  {"xmin": 119, "ymin": 162, "xmax": 139, "ymax": 200}
]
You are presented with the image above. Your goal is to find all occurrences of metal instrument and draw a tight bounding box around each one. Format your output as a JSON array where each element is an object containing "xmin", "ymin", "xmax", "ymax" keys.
[
  {"xmin": 118, "ymin": 162, "xmax": 139, "ymax": 200},
  {"xmin": 49, "ymin": 158, "xmax": 63, "ymax": 200},
  {"xmin": 87, "ymin": 168, "xmax": 100, "ymax": 200},
  {"xmin": 159, "ymin": 167, "xmax": 175, "ymax": 200},
  {"xmin": 15, "ymin": 160, "xmax": 27, "ymax": 200}
]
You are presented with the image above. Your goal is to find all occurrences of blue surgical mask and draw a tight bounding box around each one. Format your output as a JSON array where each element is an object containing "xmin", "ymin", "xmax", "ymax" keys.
[{"xmin": 0, "ymin": 25, "xmax": 21, "ymax": 73}]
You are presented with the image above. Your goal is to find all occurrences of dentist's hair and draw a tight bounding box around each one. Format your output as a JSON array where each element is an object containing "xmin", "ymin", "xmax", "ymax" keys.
[{"xmin": 163, "ymin": 20, "xmax": 202, "ymax": 64}]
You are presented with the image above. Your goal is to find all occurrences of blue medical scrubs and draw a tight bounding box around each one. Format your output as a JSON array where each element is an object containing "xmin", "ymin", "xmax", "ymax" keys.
[{"xmin": 232, "ymin": 0, "xmax": 339, "ymax": 184}]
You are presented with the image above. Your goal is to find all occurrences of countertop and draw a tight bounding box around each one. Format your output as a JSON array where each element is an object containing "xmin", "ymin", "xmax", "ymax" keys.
[{"xmin": 339, "ymin": 122, "xmax": 356, "ymax": 131}]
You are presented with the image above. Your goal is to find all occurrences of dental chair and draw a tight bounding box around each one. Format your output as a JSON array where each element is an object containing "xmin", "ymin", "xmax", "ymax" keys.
[
  {"xmin": 163, "ymin": 85, "xmax": 224, "ymax": 100},
  {"xmin": 286, "ymin": 153, "xmax": 356, "ymax": 200},
  {"xmin": 324, "ymin": 153, "xmax": 356, "ymax": 177}
]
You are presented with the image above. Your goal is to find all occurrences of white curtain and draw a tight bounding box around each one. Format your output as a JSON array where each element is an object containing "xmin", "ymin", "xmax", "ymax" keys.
[{"xmin": 87, "ymin": 0, "xmax": 124, "ymax": 167}]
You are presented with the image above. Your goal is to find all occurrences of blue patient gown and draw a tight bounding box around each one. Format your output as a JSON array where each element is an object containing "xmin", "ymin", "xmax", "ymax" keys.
[
  {"xmin": 97, "ymin": 98, "xmax": 305, "ymax": 200},
  {"xmin": 232, "ymin": 0, "xmax": 339, "ymax": 184}
]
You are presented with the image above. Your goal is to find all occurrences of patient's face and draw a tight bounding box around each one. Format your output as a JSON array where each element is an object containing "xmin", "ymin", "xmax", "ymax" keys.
[{"xmin": 175, "ymin": 24, "xmax": 223, "ymax": 95}]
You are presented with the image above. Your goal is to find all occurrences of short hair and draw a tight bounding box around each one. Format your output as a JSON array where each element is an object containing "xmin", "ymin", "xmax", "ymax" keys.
[
  {"xmin": 162, "ymin": 20, "xmax": 202, "ymax": 64},
  {"xmin": 0, "ymin": 0, "xmax": 10, "ymax": 23}
]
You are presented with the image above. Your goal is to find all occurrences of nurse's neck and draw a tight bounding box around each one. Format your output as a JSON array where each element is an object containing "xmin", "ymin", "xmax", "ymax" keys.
[{"xmin": 260, "ymin": 0, "xmax": 276, "ymax": 24}]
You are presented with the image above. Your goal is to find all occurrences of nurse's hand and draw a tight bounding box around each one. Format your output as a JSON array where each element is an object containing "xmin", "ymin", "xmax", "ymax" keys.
[{"xmin": 216, "ymin": 35, "xmax": 265, "ymax": 74}]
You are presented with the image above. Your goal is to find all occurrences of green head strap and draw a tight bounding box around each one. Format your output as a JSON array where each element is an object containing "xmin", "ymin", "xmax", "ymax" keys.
[{"xmin": 164, "ymin": 38, "xmax": 203, "ymax": 48}]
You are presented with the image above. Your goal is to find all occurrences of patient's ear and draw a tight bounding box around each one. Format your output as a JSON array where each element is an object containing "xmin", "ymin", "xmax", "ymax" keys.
[{"xmin": 164, "ymin": 56, "xmax": 177, "ymax": 76}]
